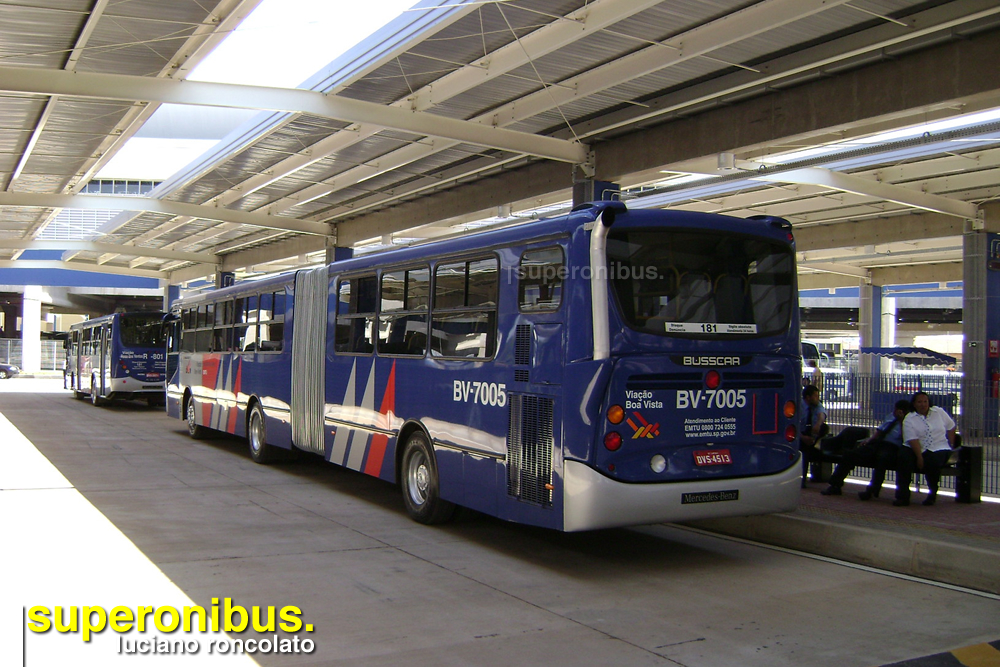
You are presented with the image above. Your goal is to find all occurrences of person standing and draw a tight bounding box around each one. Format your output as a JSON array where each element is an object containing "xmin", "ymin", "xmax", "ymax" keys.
[{"xmin": 893, "ymin": 391, "xmax": 956, "ymax": 507}]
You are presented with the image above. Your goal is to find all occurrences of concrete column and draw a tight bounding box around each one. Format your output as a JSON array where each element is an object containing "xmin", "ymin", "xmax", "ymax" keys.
[
  {"xmin": 21, "ymin": 285, "xmax": 42, "ymax": 373},
  {"xmin": 961, "ymin": 225, "xmax": 995, "ymax": 435},
  {"xmin": 162, "ymin": 283, "xmax": 180, "ymax": 311},
  {"xmin": 881, "ymin": 296, "xmax": 897, "ymax": 374},
  {"xmin": 572, "ymin": 179, "xmax": 619, "ymax": 206},
  {"xmin": 858, "ymin": 282, "xmax": 880, "ymax": 375}
]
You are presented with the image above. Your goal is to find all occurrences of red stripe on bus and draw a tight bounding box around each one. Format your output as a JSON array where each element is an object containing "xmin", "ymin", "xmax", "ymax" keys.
[
  {"xmin": 364, "ymin": 361, "xmax": 396, "ymax": 477},
  {"xmin": 227, "ymin": 359, "xmax": 241, "ymax": 433}
]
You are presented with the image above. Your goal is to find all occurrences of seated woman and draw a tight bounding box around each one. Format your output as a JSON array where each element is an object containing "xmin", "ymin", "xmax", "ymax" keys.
[{"xmin": 893, "ymin": 391, "xmax": 956, "ymax": 507}]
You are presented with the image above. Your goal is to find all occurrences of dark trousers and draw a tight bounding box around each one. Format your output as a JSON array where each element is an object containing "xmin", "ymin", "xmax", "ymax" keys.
[
  {"xmin": 829, "ymin": 441, "xmax": 898, "ymax": 493},
  {"xmin": 800, "ymin": 440, "xmax": 820, "ymax": 481},
  {"xmin": 895, "ymin": 448, "xmax": 953, "ymax": 501}
]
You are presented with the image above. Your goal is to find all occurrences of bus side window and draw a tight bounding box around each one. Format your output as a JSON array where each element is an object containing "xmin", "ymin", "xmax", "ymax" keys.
[
  {"xmin": 378, "ymin": 267, "xmax": 429, "ymax": 356},
  {"xmin": 258, "ymin": 292, "xmax": 284, "ymax": 352},
  {"xmin": 181, "ymin": 308, "xmax": 196, "ymax": 353},
  {"xmin": 335, "ymin": 276, "xmax": 376, "ymax": 354},
  {"xmin": 267, "ymin": 291, "xmax": 286, "ymax": 351},
  {"xmin": 431, "ymin": 257, "xmax": 498, "ymax": 359},
  {"xmin": 239, "ymin": 295, "xmax": 259, "ymax": 352},
  {"xmin": 518, "ymin": 247, "xmax": 564, "ymax": 312},
  {"xmin": 196, "ymin": 304, "xmax": 213, "ymax": 353},
  {"xmin": 232, "ymin": 298, "xmax": 246, "ymax": 352},
  {"xmin": 224, "ymin": 299, "xmax": 236, "ymax": 351},
  {"xmin": 212, "ymin": 301, "xmax": 230, "ymax": 352}
]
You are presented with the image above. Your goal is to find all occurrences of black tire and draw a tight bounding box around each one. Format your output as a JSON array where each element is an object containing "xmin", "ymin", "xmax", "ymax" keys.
[
  {"xmin": 74, "ymin": 390, "xmax": 85, "ymax": 400},
  {"xmin": 0, "ymin": 370, "xmax": 8, "ymax": 380},
  {"xmin": 91, "ymin": 376, "xmax": 105, "ymax": 406},
  {"xmin": 400, "ymin": 432, "xmax": 456, "ymax": 524},
  {"xmin": 185, "ymin": 396, "xmax": 208, "ymax": 439},
  {"xmin": 247, "ymin": 402, "xmax": 277, "ymax": 464}
]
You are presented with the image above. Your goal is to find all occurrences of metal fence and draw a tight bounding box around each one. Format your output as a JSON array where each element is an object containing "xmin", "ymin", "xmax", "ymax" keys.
[
  {"xmin": 0, "ymin": 340, "xmax": 66, "ymax": 372},
  {"xmin": 816, "ymin": 372, "xmax": 999, "ymax": 497}
]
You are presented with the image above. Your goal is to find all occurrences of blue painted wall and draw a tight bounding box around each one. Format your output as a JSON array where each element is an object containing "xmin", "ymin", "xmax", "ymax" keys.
[{"xmin": 0, "ymin": 268, "xmax": 159, "ymax": 289}]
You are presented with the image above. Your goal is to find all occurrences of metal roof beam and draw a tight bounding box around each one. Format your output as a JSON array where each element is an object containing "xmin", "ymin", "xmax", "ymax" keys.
[
  {"xmin": 0, "ymin": 65, "xmax": 588, "ymax": 165},
  {"xmin": 872, "ymin": 262, "xmax": 963, "ymax": 286},
  {"xmin": 0, "ymin": 240, "xmax": 216, "ymax": 265},
  {"xmin": 757, "ymin": 168, "xmax": 980, "ymax": 220},
  {"xmin": 0, "ymin": 260, "xmax": 166, "ymax": 279},
  {"xmin": 485, "ymin": 0, "xmax": 855, "ymax": 130},
  {"xmin": 799, "ymin": 262, "xmax": 870, "ymax": 280},
  {"xmin": 215, "ymin": 0, "xmax": 660, "ymax": 206},
  {"xmin": 597, "ymin": 17, "xmax": 1000, "ymax": 180},
  {"xmin": 0, "ymin": 192, "xmax": 330, "ymax": 236},
  {"xmin": 798, "ymin": 261, "xmax": 963, "ymax": 289},
  {"xmin": 297, "ymin": 0, "xmax": 854, "ymax": 222},
  {"xmin": 794, "ymin": 211, "xmax": 969, "ymax": 251}
]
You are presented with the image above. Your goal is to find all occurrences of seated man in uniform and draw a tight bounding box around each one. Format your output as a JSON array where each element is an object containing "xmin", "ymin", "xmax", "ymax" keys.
[
  {"xmin": 820, "ymin": 399, "xmax": 910, "ymax": 499},
  {"xmin": 799, "ymin": 384, "xmax": 828, "ymax": 486}
]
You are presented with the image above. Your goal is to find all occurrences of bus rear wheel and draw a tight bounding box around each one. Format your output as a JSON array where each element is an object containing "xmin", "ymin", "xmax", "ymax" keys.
[
  {"xmin": 185, "ymin": 397, "xmax": 207, "ymax": 439},
  {"xmin": 247, "ymin": 403, "xmax": 277, "ymax": 464},
  {"xmin": 401, "ymin": 433, "xmax": 456, "ymax": 524},
  {"xmin": 90, "ymin": 376, "xmax": 105, "ymax": 406}
]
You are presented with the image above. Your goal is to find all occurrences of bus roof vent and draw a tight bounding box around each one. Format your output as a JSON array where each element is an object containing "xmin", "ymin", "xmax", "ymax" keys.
[
  {"xmin": 746, "ymin": 214, "xmax": 792, "ymax": 230},
  {"xmin": 570, "ymin": 200, "xmax": 628, "ymax": 217}
]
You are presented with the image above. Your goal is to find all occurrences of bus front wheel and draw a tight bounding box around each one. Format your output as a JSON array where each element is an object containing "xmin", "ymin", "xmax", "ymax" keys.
[
  {"xmin": 247, "ymin": 403, "xmax": 276, "ymax": 464},
  {"xmin": 186, "ymin": 397, "xmax": 208, "ymax": 439},
  {"xmin": 401, "ymin": 433, "xmax": 456, "ymax": 525}
]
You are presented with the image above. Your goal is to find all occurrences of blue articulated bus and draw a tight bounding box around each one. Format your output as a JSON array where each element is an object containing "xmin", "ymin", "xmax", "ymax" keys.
[
  {"xmin": 167, "ymin": 201, "xmax": 802, "ymax": 531},
  {"xmin": 68, "ymin": 312, "xmax": 168, "ymax": 406}
]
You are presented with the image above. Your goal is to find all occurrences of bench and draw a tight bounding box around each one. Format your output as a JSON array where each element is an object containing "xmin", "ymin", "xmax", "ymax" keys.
[{"xmin": 806, "ymin": 429, "xmax": 983, "ymax": 503}]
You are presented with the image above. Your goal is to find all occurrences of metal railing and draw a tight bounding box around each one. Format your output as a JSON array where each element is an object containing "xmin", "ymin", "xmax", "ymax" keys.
[
  {"xmin": 813, "ymin": 372, "xmax": 998, "ymax": 497},
  {"xmin": 0, "ymin": 340, "xmax": 67, "ymax": 372}
]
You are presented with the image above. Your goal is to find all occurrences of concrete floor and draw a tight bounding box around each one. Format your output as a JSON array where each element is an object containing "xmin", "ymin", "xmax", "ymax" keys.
[{"xmin": 2, "ymin": 378, "xmax": 999, "ymax": 666}]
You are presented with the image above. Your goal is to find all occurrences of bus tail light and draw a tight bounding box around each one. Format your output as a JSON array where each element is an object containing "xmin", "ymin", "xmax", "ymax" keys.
[
  {"xmin": 119, "ymin": 360, "xmax": 130, "ymax": 375},
  {"xmin": 604, "ymin": 432, "xmax": 623, "ymax": 451},
  {"xmin": 705, "ymin": 370, "xmax": 721, "ymax": 389},
  {"xmin": 785, "ymin": 424, "xmax": 797, "ymax": 442},
  {"xmin": 607, "ymin": 405, "xmax": 624, "ymax": 424},
  {"xmin": 784, "ymin": 400, "xmax": 796, "ymax": 418}
]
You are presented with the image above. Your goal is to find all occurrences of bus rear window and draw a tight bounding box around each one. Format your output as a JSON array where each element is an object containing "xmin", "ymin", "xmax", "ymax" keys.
[
  {"xmin": 119, "ymin": 314, "xmax": 166, "ymax": 347},
  {"xmin": 607, "ymin": 229, "xmax": 794, "ymax": 337}
]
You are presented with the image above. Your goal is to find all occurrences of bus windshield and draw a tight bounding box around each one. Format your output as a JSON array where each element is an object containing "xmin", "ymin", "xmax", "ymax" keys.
[
  {"xmin": 119, "ymin": 313, "xmax": 167, "ymax": 347},
  {"xmin": 607, "ymin": 228, "xmax": 794, "ymax": 338}
]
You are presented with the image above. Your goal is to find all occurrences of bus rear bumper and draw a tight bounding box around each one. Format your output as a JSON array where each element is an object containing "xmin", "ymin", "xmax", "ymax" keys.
[
  {"xmin": 108, "ymin": 378, "xmax": 164, "ymax": 395},
  {"xmin": 562, "ymin": 457, "xmax": 802, "ymax": 532}
]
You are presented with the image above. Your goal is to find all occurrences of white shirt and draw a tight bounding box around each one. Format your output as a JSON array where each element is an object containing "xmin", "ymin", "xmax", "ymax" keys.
[{"xmin": 902, "ymin": 406, "xmax": 955, "ymax": 453}]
